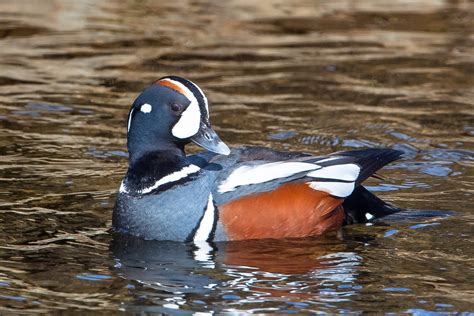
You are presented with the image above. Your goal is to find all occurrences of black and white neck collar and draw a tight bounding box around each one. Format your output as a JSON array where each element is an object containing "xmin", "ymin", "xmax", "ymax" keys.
[{"xmin": 120, "ymin": 150, "xmax": 201, "ymax": 196}]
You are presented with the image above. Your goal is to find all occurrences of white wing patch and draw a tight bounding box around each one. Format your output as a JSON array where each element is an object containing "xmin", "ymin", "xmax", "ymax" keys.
[
  {"xmin": 194, "ymin": 193, "xmax": 215, "ymax": 242},
  {"xmin": 218, "ymin": 162, "xmax": 321, "ymax": 193},
  {"xmin": 307, "ymin": 164, "xmax": 360, "ymax": 181},
  {"xmin": 308, "ymin": 181, "xmax": 355, "ymax": 198},
  {"xmin": 307, "ymin": 163, "xmax": 360, "ymax": 197},
  {"xmin": 218, "ymin": 160, "xmax": 362, "ymax": 198},
  {"xmin": 139, "ymin": 164, "xmax": 201, "ymax": 194},
  {"xmin": 160, "ymin": 78, "xmax": 201, "ymax": 139}
]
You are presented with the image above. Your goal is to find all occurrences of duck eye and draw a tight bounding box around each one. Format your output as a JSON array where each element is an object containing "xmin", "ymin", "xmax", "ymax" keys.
[{"xmin": 170, "ymin": 103, "xmax": 183, "ymax": 112}]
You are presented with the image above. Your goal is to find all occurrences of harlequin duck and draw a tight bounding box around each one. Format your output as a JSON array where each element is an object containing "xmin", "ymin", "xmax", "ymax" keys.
[{"xmin": 113, "ymin": 76, "xmax": 403, "ymax": 242}]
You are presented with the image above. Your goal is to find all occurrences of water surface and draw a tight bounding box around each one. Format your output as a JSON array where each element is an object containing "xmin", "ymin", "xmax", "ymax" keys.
[{"xmin": 0, "ymin": 0, "xmax": 473, "ymax": 314}]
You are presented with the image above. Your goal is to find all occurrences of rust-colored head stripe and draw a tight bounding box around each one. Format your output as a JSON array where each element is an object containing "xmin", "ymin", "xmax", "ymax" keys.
[
  {"xmin": 156, "ymin": 78, "xmax": 187, "ymax": 96},
  {"xmin": 155, "ymin": 76, "xmax": 210, "ymax": 118}
]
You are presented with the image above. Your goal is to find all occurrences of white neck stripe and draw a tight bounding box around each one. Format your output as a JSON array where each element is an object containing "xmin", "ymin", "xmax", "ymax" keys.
[
  {"xmin": 193, "ymin": 193, "xmax": 215, "ymax": 242},
  {"xmin": 139, "ymin": 164, "xmax": 201, "ymax": 194},
  {"xmin": 119, "ymin": 164, "xmax": 200, "ymax": 194}
]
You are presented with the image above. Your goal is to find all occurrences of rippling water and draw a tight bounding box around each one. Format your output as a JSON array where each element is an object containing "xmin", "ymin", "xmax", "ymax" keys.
[{"xmin": 0, "ymin": 0, "xmax": 473, "ymax": 313}]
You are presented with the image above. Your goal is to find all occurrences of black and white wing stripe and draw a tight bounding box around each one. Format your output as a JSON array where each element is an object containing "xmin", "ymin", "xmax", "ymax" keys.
[
  {"xmin": 304, "ymin": 148, "xmax": 403, "ymax": 197},
  {"xmin": 214, "ymin": 148, "xmax": 403, "ymax": 203}
]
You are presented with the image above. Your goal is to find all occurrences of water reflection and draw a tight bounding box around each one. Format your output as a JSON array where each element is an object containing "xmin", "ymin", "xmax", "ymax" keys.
[{"xmin": 111, "ymin": 235, "xmax": 364, "ymax": 313}]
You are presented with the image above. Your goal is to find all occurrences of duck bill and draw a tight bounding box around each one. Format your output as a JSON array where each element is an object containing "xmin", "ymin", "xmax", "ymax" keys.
[{"xmin": 190, "ymin": 123, "xmax": 230, "ymax": 155}]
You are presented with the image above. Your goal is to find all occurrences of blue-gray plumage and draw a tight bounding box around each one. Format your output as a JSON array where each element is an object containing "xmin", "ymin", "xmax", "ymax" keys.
[{"xmin": 113, "ymin": 76, "xmax": 408, "ymax": 242}]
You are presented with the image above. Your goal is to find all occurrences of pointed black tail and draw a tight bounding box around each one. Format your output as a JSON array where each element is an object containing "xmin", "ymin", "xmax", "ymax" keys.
[
  {"xmin": 343, "ymin": 186, "xmax": 453, "ymax": 225},
  {"xmin": 342, "ymin": 185, "xmax": 402, "ymax": 225}
]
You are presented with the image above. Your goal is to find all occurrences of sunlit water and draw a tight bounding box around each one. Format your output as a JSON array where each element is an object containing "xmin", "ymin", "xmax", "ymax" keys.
[{"xmin": 0, "ymin": 0, "xmax": 473, "ymax": 314}]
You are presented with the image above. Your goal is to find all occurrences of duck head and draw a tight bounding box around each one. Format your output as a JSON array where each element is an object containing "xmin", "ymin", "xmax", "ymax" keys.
[{"xmin": 126, "ymin": 76, "xmax": 230, "ymax": 161}]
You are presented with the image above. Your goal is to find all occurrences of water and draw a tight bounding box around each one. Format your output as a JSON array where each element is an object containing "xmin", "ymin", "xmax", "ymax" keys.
[{"xmin": 0, "ymin": 0, "xmax": 473, "ymax": 313}]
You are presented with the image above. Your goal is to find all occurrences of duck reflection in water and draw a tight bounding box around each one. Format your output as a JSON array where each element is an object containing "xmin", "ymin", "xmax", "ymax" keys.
[{"xmin": 110, "ymin": 233, "xmax": 363, "ymax": 311}]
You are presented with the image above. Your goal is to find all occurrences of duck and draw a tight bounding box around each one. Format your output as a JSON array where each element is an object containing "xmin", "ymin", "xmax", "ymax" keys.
[{"xmin": 113, "ymin": 75, "xmax": 403, "ymax": 242}]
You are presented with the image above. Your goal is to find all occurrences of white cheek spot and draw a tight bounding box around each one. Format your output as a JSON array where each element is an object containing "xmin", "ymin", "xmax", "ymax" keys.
[
  {"xmin": 365, "ymin": 213, "xmax": 374, "ymax": 220},
  {"xmin": 140, "ymin": 103, "xmax": 152, "ymax": 113}
]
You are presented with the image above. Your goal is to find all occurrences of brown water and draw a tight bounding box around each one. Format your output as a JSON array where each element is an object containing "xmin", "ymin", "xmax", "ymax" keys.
[{"xmin": 0, "ymin": 0, "xmax": 473, "ymax": 314}]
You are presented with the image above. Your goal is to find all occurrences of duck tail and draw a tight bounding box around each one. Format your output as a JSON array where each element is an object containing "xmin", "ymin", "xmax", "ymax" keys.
[
  {"xmin": 343, "ymin": 185, "xmax": 454, "ymax": 225},
  {"xmin": 342, "ymin": 185, "xmax": 402, "ymax": 225}
]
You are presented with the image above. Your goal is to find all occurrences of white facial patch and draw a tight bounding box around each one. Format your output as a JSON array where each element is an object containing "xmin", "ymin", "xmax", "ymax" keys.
[
  {"xmin": 160, "ymin": 78, "xmax": 202, "ymax": 139},
  {"xmin": 138, "ymin": 164, "xmax": 200, "ymax": 194},
  {"xmin": 218, "ymin": 162, "xmax": 321, "ymax": 193},
  {"xmin": 194, "ymin": 193, "xmax": 215, "ymax": 242},
  {"xmin": 140, "ymin": 103, "xmax": 152, "ymax": 113},
  {"xmin": 307, "ymin": 164, "xmax": 360, "ymax": 181},
  {"xmin": 308, "ymin": 181, "xmax": 355, "ymax": 198}
]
